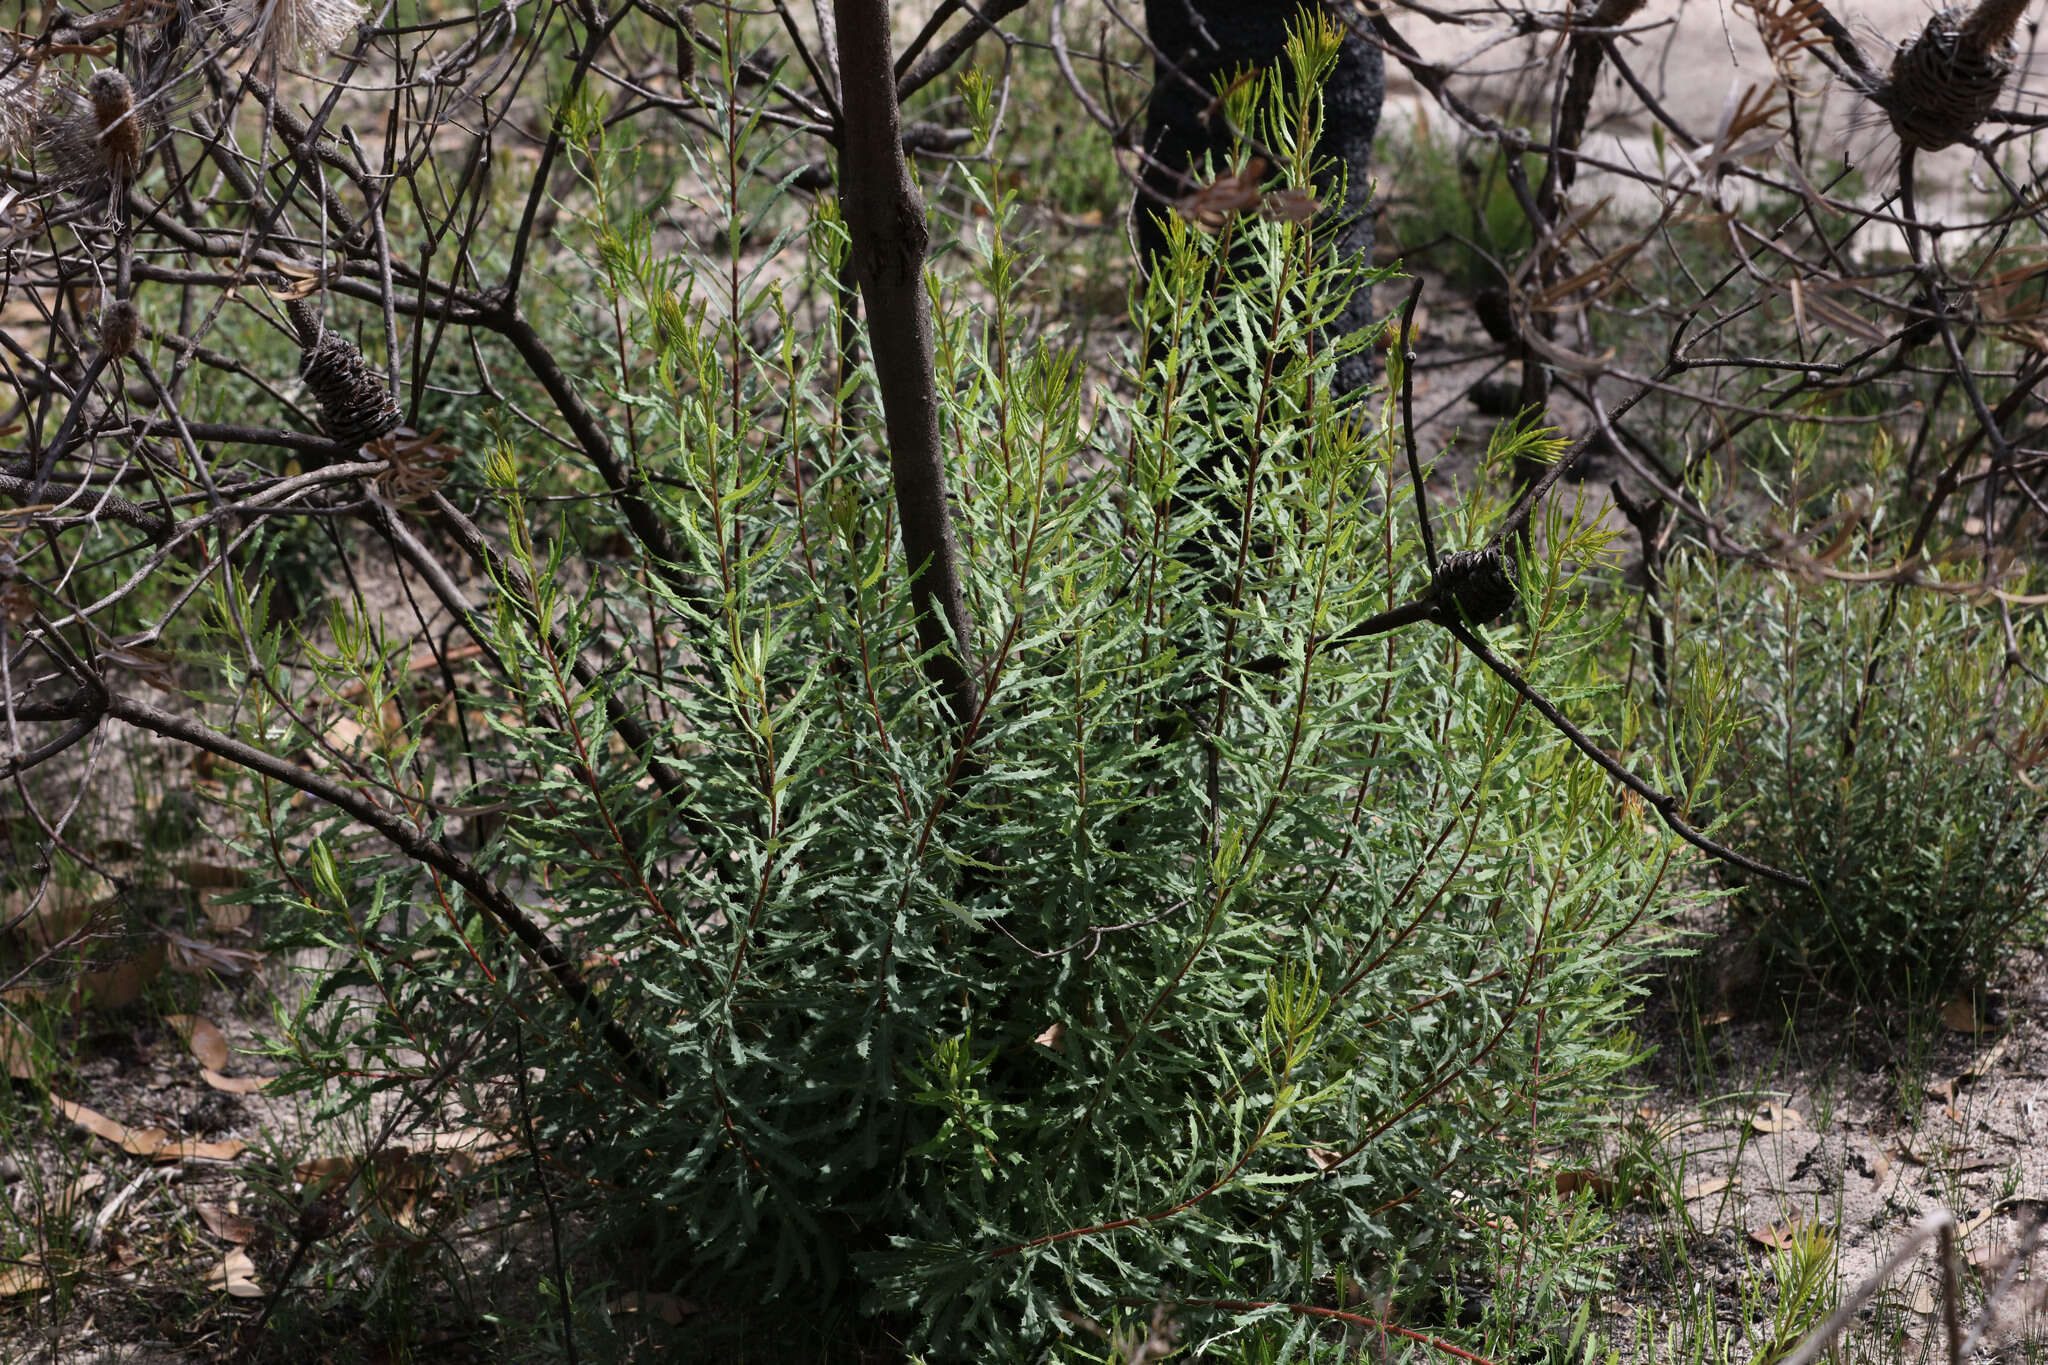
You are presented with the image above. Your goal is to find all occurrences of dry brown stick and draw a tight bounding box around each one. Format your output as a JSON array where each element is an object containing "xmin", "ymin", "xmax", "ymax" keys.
[
  {"xmin": 98, "ymin": 689, "xmax": 666, "ymax": 1099},
  {"xmin": 1444, "ymin": 621, "xmax": 1811, "ymax": 889},
  {"xmin": 895, "ymin": 0, "xmax": 1029, "ymax": 100},
  {"xmin": 1538, "ymin": 0, "xmax": 1648, "ymax": 213}
]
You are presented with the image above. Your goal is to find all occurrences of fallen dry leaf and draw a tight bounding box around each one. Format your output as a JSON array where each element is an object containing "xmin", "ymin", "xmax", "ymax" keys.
[
  {"xmin": 1750, "ymin": 1213, "xmax": 1824, "ymax": 1250},
  {"xmin": 200, "ymin": 1068, "xmax": 269, "ymax": 1095},
  {"xmin": 415, "ymin": 1127, "xmax": 508, "ymax": 1156},
  {"xmin": 103, "ymin": 1233, "xmax": 142, "ymax": 1270},
  {"xmin": 195, "ymin": 1201, "xmax": 257, "ymax": 1244},
  {"xmin": 0, "ymin": 1259, "xmax": 47, "ymax": 1296},
  {"xmin": 49, "ymin": 1170, "xmax": 105, "ymax": 1219},
  {"xmin": 54, "ymin": 1097, "xmax": 244, "ymax": 1163},
  {"xmin": 177, "ymin": 861, "xmax": 246, "ymax": 890},
  {"xmin": 333, "ymin": 640, "xmax": 485, "ymax": 703},
  {"xmin": 1958, "ymin": 1198, "xmax": 2026, "ymax": 1239},
  {"xmin": 1553, "ymin": 1169, "xmax": 1619, "ymax": 1201},
  {"xmin": 158, "ymin": 1138, "xmax": 246, "ymax": 1163},
  {"xmin": 206, "ymin": 1248, "xmax": 262, "ymax": 1298},
  {"xmin": 1631, "ymin": 1106, "xmax": 1693, "ymax": 1141},
  {"xmin": 165, "ymin": 1015, "xmax": 230, "ymax": 1071},
  {"xmin": 1959, "ymin": 1036, "xmax": 2010, "ymax": 1080},
  {"xmin": 76, "ymin": 941, "xmax": 165, "ymax": 1010},
  {"xmin": 7, "ymin": 887, "xmax": 101, "ymax": 949},
  {"xmin": 1966, "ymin": 1239, "xmax": 2013, "ymax": 1272},
  {"xmin": 323, "ymin": 715, "xmax": 366, "ymax": 751},
  {"xmin": 200, "ymin": 891, "xmax": 249, "ymax": 934},
  {"xmin": 1749, "ymin": 1102, "xmax": 1804, "ymax": 1134},
  {"xmin": 0, "ymin": 1016, "xmax": 35, "ymax": 1080},
  {"xmin": 1941, "ymin": 997, "xmax": 1986, "ymax": 1034},
  {"xmin": 1682, "ymin": 1175, "xmax": 1733, "ymax": 1200},
  {"xmin": 294, "ymin": 1155, "xmax": 355, "ymax": 1194},
  {"xmin": 368, "ymin": 1147, "xmax": 436, "ymax": 1190},
  {"xmin": 609, "ymin": 1291, "xmax": 698, "ymax": 1324},
  {"xmin": 55, "ymin": 1096, "xmax": 170, "ymax": 1158}
]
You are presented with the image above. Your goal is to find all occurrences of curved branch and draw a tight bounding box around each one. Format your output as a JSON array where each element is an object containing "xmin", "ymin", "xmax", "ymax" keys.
[
  {"xmin": 100, "ymin": 690, "xmax": 666, "ymax": 1099},
  {"xmin": 1443, "ymin": 621, "xmax": 1810, "ymax": 889}
]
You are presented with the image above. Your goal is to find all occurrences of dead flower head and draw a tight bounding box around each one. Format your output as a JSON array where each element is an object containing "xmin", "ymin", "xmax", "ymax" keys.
[
  {"xmin": 369, "ymin": 427, "xmax": 455, "ymax": 503},
  {"xmin": 34, "ymin": 67, "xmax": 151, "ymax": 193},
  {"xmin": 212, "ymin": 0, "xmax": 366, "ymax": 68},
  {"xmin": 0, "ymin": 43, "xmax": 45, "ymax": 163},
  {"xmin": 98, "ymin": 297, "xmax": 140, "ymax": 360}
]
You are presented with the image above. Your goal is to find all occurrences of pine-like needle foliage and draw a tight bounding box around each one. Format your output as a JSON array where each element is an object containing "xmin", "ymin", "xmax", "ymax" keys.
[{"xmin": 242, "ymin": 22, "xmax": 1698, "ymax": 1358}]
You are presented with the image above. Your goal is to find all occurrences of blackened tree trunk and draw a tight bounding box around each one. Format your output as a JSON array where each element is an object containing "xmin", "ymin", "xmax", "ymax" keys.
[
  {"xmin": 1134, "ymin": 0, "xmax": 1384, "ymax": 395},
  {"xmin": 833, "ymin": 0, "xmax": 981, "ymax": 733}
]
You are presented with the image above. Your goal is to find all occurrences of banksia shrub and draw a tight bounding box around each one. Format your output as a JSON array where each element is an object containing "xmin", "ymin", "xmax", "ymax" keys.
[
  {"xmin": 250, "ymin": 27, "xmax": 1693, "ymax": 1355},
  {"xmin": 1687, "ymin": 564, "xmax": 2048, "ymax": 1004}
]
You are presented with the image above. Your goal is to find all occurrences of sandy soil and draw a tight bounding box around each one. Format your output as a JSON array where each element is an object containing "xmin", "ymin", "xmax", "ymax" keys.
[{"xmin": 1385, "ymin": 0, "xmax": 2048, "ymax": 220}]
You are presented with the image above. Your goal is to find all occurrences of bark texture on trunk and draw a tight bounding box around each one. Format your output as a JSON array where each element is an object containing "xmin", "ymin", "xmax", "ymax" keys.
[
  {"xmin": 1134, "ymin": 0, "xmax": 1385, "ymax": 394},
  {"xmin": 833, "ymin": 0, "xmax": 981, "ymax": 732}
]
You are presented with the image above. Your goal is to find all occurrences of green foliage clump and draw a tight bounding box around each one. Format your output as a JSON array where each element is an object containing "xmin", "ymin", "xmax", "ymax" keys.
[
  {"xmin": 233, "ymin": 21, "xmax": 1697, "ymax": 1358},
  {"xmin": 1691, "ymin": 564, "xmax": 2048, "ymax": 1004}
]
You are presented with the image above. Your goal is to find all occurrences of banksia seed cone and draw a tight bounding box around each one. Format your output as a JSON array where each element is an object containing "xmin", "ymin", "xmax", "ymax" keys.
[
  {"xmin": 98, "ymin": 299, "xmax": 140, "ymax": 360},
  {"xmin": 1877, "ymin": 0, "xmax": 2032, "ymax": 151},
  {"xmin": 35, "ymin": 67, "xmax": 150, "ymax": 191},
  {"xmin": 1429, "ymin": 548, "xmax": 1519, "ymax": 626},
  {"xmin": 290, "ymin": 304, "xmax": 402, "ymax": 449}
]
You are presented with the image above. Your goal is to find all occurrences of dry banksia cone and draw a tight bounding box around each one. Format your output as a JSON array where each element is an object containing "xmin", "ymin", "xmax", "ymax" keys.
[
  {"xmin": 1429, "ymin": 547, "xmax": 1519, "ymax": 626},
  {"xmin": 35, "ymin": 68, "xmax": 150, "ymax": 192},
  {"xmin": 288, "ymin": 301, "xmax": 402, "ymax": 449},
  {"xmin": 98, "ymin": 298, "xmax": 140, "ymax": 360},
  {"xmin": 1877, "ymin": 0, "xmax": 2032, "ymax": 151}
]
